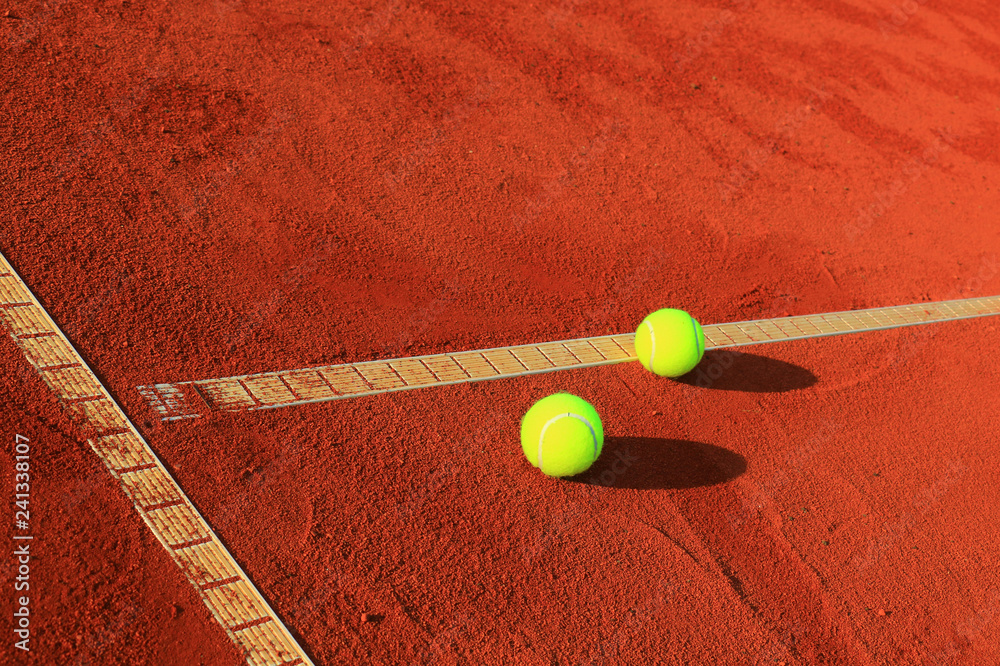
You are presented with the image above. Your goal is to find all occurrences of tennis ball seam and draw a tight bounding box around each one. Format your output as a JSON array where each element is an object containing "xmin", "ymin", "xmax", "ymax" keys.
[
  {"xmin": 537, "ymin": 412, "xmax": 599, "ymax": 474},
  {"xmin": 636, "ymin": 309, "xmax": 703, "ymax": 377},
  {"xmin": 692, "ymin": 317, "xmax": 702, "ymax": 357},
  {"xmin": 644, "ymin": 319, "xmax": 656, "ymax": 370}
]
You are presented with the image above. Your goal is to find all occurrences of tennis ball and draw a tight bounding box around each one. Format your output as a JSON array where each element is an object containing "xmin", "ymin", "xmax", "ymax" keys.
[
  {"xmin": 634, "ymin": 308, "xmax": 706, "ymax": 377},
  {"xmin": 520, "ymin": 393, "xmax": 604, "ymax": 478}
]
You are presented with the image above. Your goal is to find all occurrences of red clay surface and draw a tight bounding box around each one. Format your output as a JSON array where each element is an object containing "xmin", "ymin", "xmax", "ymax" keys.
[{"xmin": 3, "ymin": 0, "xmax": 1000, "ymax": 664}]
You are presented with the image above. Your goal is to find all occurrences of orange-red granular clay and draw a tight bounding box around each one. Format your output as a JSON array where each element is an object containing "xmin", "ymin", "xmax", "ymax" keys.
[{"xmin": 2, "ymin": 0, "xmax": 1000, "ymax": 664}]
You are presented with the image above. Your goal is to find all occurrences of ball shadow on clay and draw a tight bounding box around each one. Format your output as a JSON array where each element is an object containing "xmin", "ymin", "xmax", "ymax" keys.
[
  {"xmin": 565, "ymin": 437, "xmax": 746, "ymax": 490},
  {"xmin": 673, "ymin": 350, "xmax": 816, "ymax": 393}
]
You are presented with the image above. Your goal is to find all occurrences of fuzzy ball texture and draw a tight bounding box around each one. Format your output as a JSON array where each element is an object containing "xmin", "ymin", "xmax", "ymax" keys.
[
  {"xmin": 520, "ymin": 393, "xmax": 604, "ymax": 477},
  {"xmin": 635, "ymin": 308, "xmax": 706, "ymax": 377}
]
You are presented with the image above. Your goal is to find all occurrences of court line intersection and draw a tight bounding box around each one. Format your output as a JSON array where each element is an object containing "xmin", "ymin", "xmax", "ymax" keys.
[{"xmin": 0, "ymin": 251, "xmax": 314, "ymax": 666}]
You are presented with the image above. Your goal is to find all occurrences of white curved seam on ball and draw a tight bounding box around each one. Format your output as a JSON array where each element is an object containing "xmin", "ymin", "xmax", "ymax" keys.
[
  {"xmin": 691, "ymin": 317, "xmax": 701, "ymax": 357},
  {"xmin": 538, "ymin": 412, "xmax": 599, "ymax": 473},
  {"xmin": 644, "ymin": 319, "xmax": 656, "ymax": 370},
  {"xmin": 568, "ymin": 412, "xmax": 600, "ymax": 461}
]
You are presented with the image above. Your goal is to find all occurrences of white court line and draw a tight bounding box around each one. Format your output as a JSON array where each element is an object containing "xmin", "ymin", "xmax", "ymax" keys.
[
  {"xmin": 0, "ymin": 252, "xmax": 314, "ymax": 666},
  {"xmin": 138, "ymin": 294, "xmax": 1000, "ymax": 421}
]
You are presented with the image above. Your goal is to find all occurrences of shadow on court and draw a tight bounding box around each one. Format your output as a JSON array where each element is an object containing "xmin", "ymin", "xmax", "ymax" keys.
[
  {"xmin": 673, "ymin": 350, "xmax": 816, "ymax": 393},
  {"xmin": 567, "ymin": 437, "xmax": 747, "ymax": 490}
]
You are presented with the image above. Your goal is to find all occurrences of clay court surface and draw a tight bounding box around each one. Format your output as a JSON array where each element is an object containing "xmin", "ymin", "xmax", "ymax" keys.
[{"xmin": 2, "ymin": 0, "xmax": 1000, "ymax": 664}]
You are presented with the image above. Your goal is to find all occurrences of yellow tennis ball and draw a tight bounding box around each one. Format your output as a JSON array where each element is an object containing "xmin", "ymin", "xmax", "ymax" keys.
[
  {"xmin": 634, "ymin": 308, "xmax": 706, "ymax": 377},
  {"xmin": 520, "ymin": 393, "xmax": 604, "ymax": 478}
]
